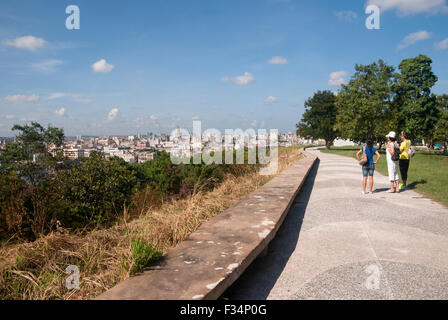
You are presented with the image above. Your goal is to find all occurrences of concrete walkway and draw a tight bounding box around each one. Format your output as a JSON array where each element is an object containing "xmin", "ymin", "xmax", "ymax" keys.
[{"xmin": 224, "ymin": 149, "xmax": 448, "ymax": 299}]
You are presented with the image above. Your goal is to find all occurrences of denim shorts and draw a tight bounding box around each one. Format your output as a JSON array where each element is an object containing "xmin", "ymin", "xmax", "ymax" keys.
[{"xmin": 362, "ymin": 164, "xmax": 375, "ymax": 177}]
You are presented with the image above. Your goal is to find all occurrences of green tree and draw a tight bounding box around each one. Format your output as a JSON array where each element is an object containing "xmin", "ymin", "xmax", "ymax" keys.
[
  {"xmin": 297, "ymin": 90, "xmax": 339, "ymax": 149},
  {"xmin": 394, "ymin": 54, "xmax": 439, "ymax": 144},
  {"xmin": 138, "ymin": 152, "xmax": 183, "ymax": 195},
  {"xmin": 335, "ymin": 60, "xmax": 395, "ymax": 145},
  {"xmin": 55, "ymin": 152, "xmax": 136, "ymax": 227},
  {"xmin": 435, "ymin": 94, "xmax": 448, "ymax": 153},
  {"xmin": 0, "ymin": 122, "xmax": 66, "ymax": 238}
]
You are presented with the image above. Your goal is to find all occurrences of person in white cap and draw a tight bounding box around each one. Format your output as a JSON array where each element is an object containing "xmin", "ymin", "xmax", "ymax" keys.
[{"xmin": 385, "ymin": 131, "xmax": 400, "ymax": 193}]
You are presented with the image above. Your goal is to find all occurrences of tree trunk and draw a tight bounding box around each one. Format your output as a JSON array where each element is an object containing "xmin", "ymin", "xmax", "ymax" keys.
[{"xmin": 325, "ymin": 140, "xmax": 332, "ymax": 149}]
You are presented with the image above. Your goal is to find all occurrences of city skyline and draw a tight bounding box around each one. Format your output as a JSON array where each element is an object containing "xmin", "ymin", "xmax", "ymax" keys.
[{"xmin": 1, "ymin": 0, "xmax": 448, "ymax": 136}]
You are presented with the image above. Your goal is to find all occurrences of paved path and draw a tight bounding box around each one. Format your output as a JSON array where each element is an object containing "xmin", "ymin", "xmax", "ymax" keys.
[{"xmin": 224, "ymin": 149, "xmax": 448, "ymax": 299}]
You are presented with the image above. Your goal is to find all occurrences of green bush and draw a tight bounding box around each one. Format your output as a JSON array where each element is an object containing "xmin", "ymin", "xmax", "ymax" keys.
[
  {"xmin": 137, "ymin": 152, "xmax": 183, "ymax": 195},
  {"xmin": 129, "ymin": 238, "xmax": 162, "ymax": 275},
  {"xmin": 54, "ymin": 152, "xmax": 136, "ymax": 227}
]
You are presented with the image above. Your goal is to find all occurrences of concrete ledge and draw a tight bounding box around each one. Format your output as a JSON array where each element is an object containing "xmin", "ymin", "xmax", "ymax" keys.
[{"xmin": 96, "ymin": 150, "xmax": 317, "ymax": 300}]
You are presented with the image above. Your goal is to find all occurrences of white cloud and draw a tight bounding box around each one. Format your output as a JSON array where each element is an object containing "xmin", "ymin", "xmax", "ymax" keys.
[
  {"xmin": 221, "ymin": 72, "xmax": 255, "ymax": 85},
  {"xmin": 5, "ymin": 114, "xmax": 15, "ymax": 120},
  {"xmin": 32, "ymin": 59, "xmax": 64, "ymax": 72},
  {"xmin": 47, "ymin": 93, "xmax": 69, "ymax": 100},
  {"xmin": 335, "ymin": 10, "xmax": 358, "ymax": 21},
  {"xmin": 3, "ymin": 35, "xmax": 47, "ymax": 51},
  {"xmin": 4, "ymin": 94, "xmax": 39, "ymax": 103},
  {"xmin": 264, "ymin": 96, "xmax": 278, "ymax": 104},
  {"xmin": 328, "ymin": 71, "xmax": 348, "ymax": 86},
  {"xmin": 55, "ymin": 108, "xmax": 66, "ymax": 116},
  {"xmin": 133, "ymin": 117, "xmax": 144, "ymax": 128},
  {"xmin": 92, "ymin": 59, "xmax": 114, "ymax": 73},
  {"xmin": 134, "ymin": 115, "xmax": 160, "ymax": 129},
  {"xmin": 233, "ymin": 72, "xmax": 255, "ymax": 85},
  {"xmin": 367, "ymin": 0, "xmax": 448, "ymax": 15},
  {"xmin": 435, "ymin": 37, "xmax": 448, "ymax": 49},
  {"xmin": 397, "ymin": 30, "xmax": 432, "ymax": 50},
  {"xmin": 108, "ymin": 108, "xmax": 119, "ymax": 121},
  {"xmin": 268, "ymin": 56, "xmax": 288, "ymax": 64},
  {"xmin": 46, "ymin": 92, "xmax": 91, "ymax": 103},
  {"xmin": 250, "ymin": 120, "xmax": 257, "ymax": 127},
  {"xmin": 150, "ymin": 115, "xmax": 160, "ymax": 129}
]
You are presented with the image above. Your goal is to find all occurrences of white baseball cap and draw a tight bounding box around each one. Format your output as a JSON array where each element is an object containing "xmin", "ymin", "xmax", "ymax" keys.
[{"xmin": 386, "ymin": 131, "xmax": 396, "ymax": 138}]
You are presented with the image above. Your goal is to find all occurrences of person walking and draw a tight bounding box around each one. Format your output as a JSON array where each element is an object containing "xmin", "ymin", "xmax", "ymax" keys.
[
  {"xmin": 356, "ymin": 140, "xmax": 381, "ymax": 194},
  {"xmin": 399, "ymin": 131, "xmax": 411, "ymax": 190},
  {"xmin": 385, "ymin": 131, "xmax": 400, "ymax": 193}
]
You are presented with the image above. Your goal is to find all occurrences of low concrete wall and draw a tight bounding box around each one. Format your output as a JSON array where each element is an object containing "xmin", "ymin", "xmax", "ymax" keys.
[{"xmin": 97, "ymin": 150, "xmax": 317, "ymax": 300}]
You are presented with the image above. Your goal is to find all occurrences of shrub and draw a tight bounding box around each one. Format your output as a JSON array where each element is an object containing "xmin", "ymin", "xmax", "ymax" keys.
[
  {"xmin": 138, "ymin": 152, "xmax": 183, "ymax": 195},
  {"xmin": 54, "ymin": 152, "xmax": 136, "ymax": 227},
  {"xmin": 128, "ymin": 238, "xmax": 162, "ymax": 275}
]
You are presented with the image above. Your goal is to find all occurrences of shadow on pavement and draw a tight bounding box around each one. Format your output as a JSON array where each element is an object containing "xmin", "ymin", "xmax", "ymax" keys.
[
  {"xmin": 374, "ymin": 187, "xmax": 390, "ymax": 193},
  {"xmin": 221, "ymin": 159, "xmax": 320, "ymax": 300}
]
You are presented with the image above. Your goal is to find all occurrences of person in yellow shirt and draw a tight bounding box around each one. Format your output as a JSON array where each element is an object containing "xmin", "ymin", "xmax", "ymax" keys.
[{"xmin": 399, "ymin": 131, "xmax": 411, "ymax": 190}]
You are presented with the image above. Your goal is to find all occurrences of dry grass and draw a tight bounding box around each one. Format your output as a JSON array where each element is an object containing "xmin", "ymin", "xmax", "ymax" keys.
[{"xmin": 0, "ymin": 147, "xmax": 303, "ymax": 300}]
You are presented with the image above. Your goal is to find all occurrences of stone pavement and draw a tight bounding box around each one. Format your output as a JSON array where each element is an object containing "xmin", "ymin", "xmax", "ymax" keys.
[{"xmin": 224, "ymin": 149, "xmax": 448, "ymax": 300}]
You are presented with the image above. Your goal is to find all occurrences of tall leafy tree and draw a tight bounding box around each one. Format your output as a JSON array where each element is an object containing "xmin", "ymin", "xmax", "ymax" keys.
[
  {"xmin": 0, "ymin": 122, "xmax": 66, "ymax": 238},
  {"xmin": 394, "ymin": 54, "xmax": 439, "ymax": 144},
  {"xmin": 296, "ymin": 90, "xmax": 338, "ymax": 149},
  {"xmin": 55, "ymin": 152, "xmax": 136, "ymax": 227},
  {"xmin": 435, "ymin": 94, "xmax": 448, "ymax": 153},
  {"xmin": 334, "ymin": 60, "xmax": 395, "ymax": 145}
]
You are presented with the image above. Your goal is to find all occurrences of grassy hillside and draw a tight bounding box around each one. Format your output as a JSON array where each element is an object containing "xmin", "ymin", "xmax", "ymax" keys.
[{"xmin": 0, "ymin": 147, "xmax": 303, "ymax": 300}]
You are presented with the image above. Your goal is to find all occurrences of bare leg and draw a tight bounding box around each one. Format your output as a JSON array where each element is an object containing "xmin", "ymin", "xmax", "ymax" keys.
[
  {"xmin": 390, "ymin": 181, "xmax": 395, "ymax": 192},
  {"xmin": 369, "ymin": 176, "xmax": 374, "ymax": 192},
  {"xmin": 362, "ymin": 177, "xmax": 367, "ymax": 192}
]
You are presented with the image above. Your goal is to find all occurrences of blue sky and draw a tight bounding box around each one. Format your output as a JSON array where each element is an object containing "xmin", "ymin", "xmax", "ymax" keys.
[{"xmin": 0, "ymin": 0, "xmax": 447, "ymax": 136}]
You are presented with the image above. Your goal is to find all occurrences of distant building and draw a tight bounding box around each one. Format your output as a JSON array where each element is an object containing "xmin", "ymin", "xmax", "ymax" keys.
[
  {"xmin": 136, "ymin": 151, "xmax": 157, "ymax": 163},
  {"xmin": 120, "ymin": 154, "xmax": 136, "ymax": 163},
  {"xmin": 137, "ymin": 142, "xmax": 148, "ymax": 149},
  {"xmin": 82, "ymin": 148, "xmax": 95, "ymax": 157},
  {"xmin": 103, "ymin": 147, "xmax": 120, "ymax": 156},
  {"xmin": 64, "ymin": 148, "xmax": 85, "ymax": 160}
]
